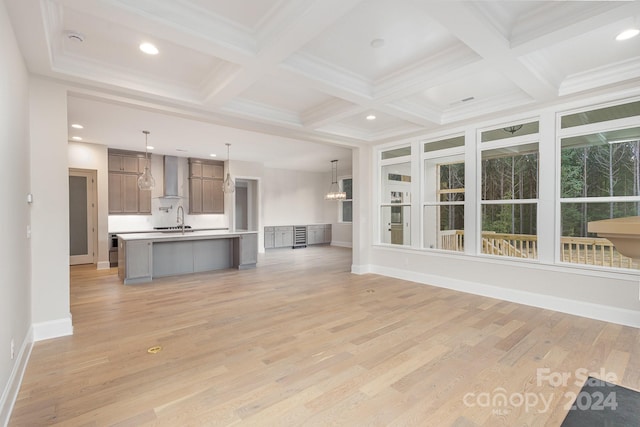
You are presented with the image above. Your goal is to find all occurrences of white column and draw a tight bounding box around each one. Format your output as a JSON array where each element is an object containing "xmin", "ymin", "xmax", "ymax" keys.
[
  {"xmin": 29, "ymin": 78, "xmax": 72, "ymax": 340},
  {"xmin": 352, "ymin": 146, "xmax": 372, "ymax": 273}
]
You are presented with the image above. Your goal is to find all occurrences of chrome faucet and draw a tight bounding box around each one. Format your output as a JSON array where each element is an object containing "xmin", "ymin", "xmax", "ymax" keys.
[{"xmin": 177, "ymin": 205, "xmax": 185, "ymax": 234}]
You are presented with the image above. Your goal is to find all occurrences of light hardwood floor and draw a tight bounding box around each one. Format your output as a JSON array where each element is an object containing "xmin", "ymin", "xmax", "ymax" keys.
[{"xmin": 10, "ymin": 246, "xmax": 640, "ymax": 426}]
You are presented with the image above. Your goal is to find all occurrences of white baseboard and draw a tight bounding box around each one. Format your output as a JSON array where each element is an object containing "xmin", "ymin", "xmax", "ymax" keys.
[
  {"xmin": 96, "ymin": 261, "xmax": 111, "ymax": 270},
  {"xmin": 371, "ymin": 265, "xmax": 640, "ymax": 329},
  {"xmin": 351, "ymin": 264, "xmax": 372, "ymax": 275},
  {"xmin": 0, "ymin": 327, "xmax": 33, "ymax": 427},
  {"xmin": 331, "ymin": 241, "xmax": 353, "ymax": 248},
  {"xmin": 32, "ymin": 315, "xmax": 73, "ymax": 342}
]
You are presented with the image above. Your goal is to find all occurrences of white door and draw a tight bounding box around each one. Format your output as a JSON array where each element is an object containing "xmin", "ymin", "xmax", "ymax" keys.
[{"xmin": 69, "ymin": 169, "xmax": 97, "ymax": 265}]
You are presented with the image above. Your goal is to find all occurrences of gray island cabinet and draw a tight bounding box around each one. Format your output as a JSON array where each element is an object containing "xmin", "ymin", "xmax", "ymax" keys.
[{"xmin": 117, "ymin": 230, "xmax": 258, "ymax": 284}]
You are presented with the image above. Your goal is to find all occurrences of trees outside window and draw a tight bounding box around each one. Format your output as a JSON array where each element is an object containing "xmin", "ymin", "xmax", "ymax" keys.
[
  {"xmin": 480, "ymin": 134, "xmax": 539, "ymax": 259},
  {"xmin": 560, "ymin": 126, "xmax": 640, "ymax": 269}
]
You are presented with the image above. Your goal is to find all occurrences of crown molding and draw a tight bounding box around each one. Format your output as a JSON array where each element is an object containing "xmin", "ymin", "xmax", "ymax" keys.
[
  {"xmin": 282, "ymin": 52, "xmax": 373, "ymax": 100},
  {"xmin": 559, "ymin": 56, "xmax": 640, "ymax": 97}
]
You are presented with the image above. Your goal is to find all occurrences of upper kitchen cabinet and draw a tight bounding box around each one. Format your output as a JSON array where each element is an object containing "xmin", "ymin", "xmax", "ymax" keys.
[
  {"xmin": 108, "ymin": 149, "xmax": 152, "ymax": 215},
  {"xmin": 108, "ymin": 151, "xmax": 146, "ymax": 173},
  {"xmin": 190, "ymin": 160, "xmax": 223, "ymax": 179},
  {"xmin": 189, "ymin": 158, "xmax": 224, "ymax": 214}
]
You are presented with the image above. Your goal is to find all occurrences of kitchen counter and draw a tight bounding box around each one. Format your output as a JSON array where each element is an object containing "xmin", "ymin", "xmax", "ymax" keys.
[{"xmin": 117, "ymin": 230, "xmax": 258, "ymax": 284}]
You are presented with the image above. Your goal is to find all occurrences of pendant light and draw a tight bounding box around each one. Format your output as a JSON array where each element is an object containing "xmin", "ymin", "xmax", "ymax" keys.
[
  {"xmin": 138, "ymin": 130, "xmax": 155, "ymax": 190},
  {"xmin": 325, "ymin": 159, "xmax": 346, "ymax": 200},
  {"xmin": 223, "ymin": 143, "xmax": 235, "ymax": 193}
]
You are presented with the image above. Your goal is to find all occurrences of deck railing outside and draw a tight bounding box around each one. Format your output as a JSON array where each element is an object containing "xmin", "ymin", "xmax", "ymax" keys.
[{"xmin": 437, "ymin": 230, "xmax": 638, "ymax": 269}]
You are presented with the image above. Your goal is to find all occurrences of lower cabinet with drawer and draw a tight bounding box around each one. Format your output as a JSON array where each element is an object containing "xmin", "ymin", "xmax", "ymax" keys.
[{"xmin": 264, "ymin": 224, "xmax": 331, "ymax": 249}]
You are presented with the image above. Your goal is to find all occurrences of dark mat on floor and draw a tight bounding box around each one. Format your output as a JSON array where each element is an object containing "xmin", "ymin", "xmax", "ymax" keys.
[{"xmin": 561, "ymin": 376, "xmax": 640, "ymax": 427}]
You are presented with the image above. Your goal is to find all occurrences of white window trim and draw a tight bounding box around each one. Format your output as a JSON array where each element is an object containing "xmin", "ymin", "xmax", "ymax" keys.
[{"xmin": 338, "ymin": 176, "xmax": 353, "ymax": 223}]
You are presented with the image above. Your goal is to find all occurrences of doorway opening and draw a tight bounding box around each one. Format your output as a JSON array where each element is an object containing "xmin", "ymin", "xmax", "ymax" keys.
[{"xmin": 234, "ymin": 178, "xmax": 258, "ymax": 232}]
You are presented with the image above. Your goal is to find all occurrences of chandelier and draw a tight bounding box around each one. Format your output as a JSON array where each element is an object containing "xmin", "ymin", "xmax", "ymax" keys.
[
  {"xmin": 503, "ymin": 124, "xmax": 523, "ymax": 135},
  {"xmin": 324, "ymin": 160, "xmax": 346, "ymax": 200}
]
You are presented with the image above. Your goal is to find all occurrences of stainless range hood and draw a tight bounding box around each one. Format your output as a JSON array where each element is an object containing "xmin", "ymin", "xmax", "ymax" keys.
[{"xmin": 162, "ymin": 155, "xmax": 182, "ymax": 199}]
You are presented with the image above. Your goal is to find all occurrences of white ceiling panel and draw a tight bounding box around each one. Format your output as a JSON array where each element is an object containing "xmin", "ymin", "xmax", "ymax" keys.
[
  {"xmin": 299, "ymin": 0, "xmax": 459, "ymax": 81},
  {"xmin": 239, "ymin": 72, "xmax": 334, "ymax": 113},
  {"xmin": 61, "ymin": 7, "xmax": 222, "ymax": 88},
  {"xmin": 418, "ymin": 69, "xmax": 527, "ymax": 109}
]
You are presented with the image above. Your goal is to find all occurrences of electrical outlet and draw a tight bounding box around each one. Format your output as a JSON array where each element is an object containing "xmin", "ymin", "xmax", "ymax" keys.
[
  {"xmin": 10, "ymin": 338, "xmax": 15, "ymax": 359},
  {"xmin": 26, "ymin": 225, "xmax": 31, "ymax": 239}
]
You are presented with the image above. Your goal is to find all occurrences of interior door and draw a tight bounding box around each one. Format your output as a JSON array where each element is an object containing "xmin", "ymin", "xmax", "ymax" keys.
[{"xmin": 69, "ymin": 169, "xmax": 97, "ymax": 265}]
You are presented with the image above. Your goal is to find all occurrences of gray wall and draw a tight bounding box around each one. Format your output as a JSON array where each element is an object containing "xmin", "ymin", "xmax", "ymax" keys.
[{"xmin": 0, "ymin": 0, "xmax": 32, "ymax": 422}]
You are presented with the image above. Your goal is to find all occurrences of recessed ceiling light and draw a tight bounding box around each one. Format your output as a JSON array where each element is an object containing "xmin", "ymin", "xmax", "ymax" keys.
[
  {"xmin": 146, "ymin": 145, "xmax": 154, "ymax": 150},
  {"xmin": 616, "ymin": 28, "xmax": 639, "ymax": 41},
  {"xmin": 71, "ymin": 123, "xmax": 84, "ymax": 129},
  {"xmin": 139, "ymin": 42, "xmax": 159, "ymax": 55},
  {"xmin": 366, "ymin": 114, "xmax": 376, "ymax": 120},
  {"xmin": 209, "ymin": 154, "xmax": 217, "ymax": 157},
  {"xmin": 71, "ymin": 136, "xmax": 82, "ymax": 141},
  {"xmin": 370, "ymin": 38, "xmax": 385, "ymax": 49}
]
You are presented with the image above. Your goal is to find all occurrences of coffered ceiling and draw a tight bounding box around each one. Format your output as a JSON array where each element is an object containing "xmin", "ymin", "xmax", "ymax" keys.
[{"xmin": 5, "ymin": 0, "xmax": 640, "ymax": 170}]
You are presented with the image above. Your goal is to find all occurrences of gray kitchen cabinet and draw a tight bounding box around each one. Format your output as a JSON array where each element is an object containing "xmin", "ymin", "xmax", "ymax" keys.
[
  {"xmin": 308, "ymin": 224, "xmax": 331, "ymax": 245},
  {"xmin": 307, "ymin": 225, "xmax": 325, "ymax": 245},
  {"xmin": 108, "ymin": 149, "xmax": 151, "ymax": 215},
  {"xmin": 266, "ymin": 224, "xmax": 331, "ymax": 249},
  {"xmin": 274, "ymin": 226, "xmax": 293, "ymax": 247},
  {"xmin": 264, "ymin": 226, "xmax": 275, "ymax": 249},
  {"xmin": 323, "ymin": 225, "xmax": 332, "ymax": 244},
  {"xmin": 237, "ymin": 233, "xmax": 258, "ymax": 267},
  {"xmin": 189, "ymin": 158, "xmax": 224, "ymax": 214},
  {"xmin": 118, "ymin": 231, "xmax": 258, "ymax": 284},
  {"xmin": 118, "ymin": 238, "xmax": 152, "ymax": 283}
]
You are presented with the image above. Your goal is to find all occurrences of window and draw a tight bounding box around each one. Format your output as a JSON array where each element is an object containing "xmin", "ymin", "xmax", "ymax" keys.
[
  {"xmin": 423, "ymin": 135, "xmax": 465, "ymax": 252},
  {"xmin": 340, "ymin": 177, "xmax": 352, "ymax": 223},
  {"xmin": 380, "ymin": 146, "xmax": 412, "ymax": 246},
  {"xmin": 480, "ymin": 123, "xmax": 539, "ymax": 259},
  {"xmin": 560, "ymin": 121, "xmax": 640, "ymax": 270}
]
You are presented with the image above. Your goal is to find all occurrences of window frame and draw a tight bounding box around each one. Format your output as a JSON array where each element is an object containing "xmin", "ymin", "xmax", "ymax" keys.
[
  {"xmin": 556, "ymin": 103, "xmax": 640, "ymax": 271},
  {"xmin": 338, "ymin": 176, "xmax": 353, "ymax": 223},
  {"xmin": 477, "ymin": 121, "xmax": 541, "ymax": 261},
  {"xmin": 378, "ymin": 145, "xmax": 413, "ymax": 246},
  {"xmin": 421, "ymin": 138, "xmax": 466, "ymax": 252}
]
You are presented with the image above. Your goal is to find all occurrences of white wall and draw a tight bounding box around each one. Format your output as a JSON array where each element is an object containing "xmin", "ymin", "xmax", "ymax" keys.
[
  {"xmin": 68, "ymin": 142, "xmax": 109, "ymax": 267},
  {"xmin": 0, "ymin": 2, "xmax": 32, "ymax": 423},
  {"xmin": 29, "ymin": 78, "xmax": 72, "ymax": 338},
  {"xmin": 263, "ymin": 168, "xmax": 334, "ymax": 226}
]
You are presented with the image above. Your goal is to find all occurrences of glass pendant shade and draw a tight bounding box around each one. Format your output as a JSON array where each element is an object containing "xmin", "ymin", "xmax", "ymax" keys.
[
  {"xmin": 325, "ymin": 159, "xmax": 346, "ymax": 200},
  {"xmin": 138, "ymin": 164, "xmax": 155, "ymax": 190},
  {"xmin": 222, "ymin": 143, "xmax": 236, "ymax": 194},
  {"xmin": 138, "ymin": 130, "xmax": 155, "ymax": 191},
  {"xmin": 223, "ymin": 172, "xmax": 235, "ymax": 193}
]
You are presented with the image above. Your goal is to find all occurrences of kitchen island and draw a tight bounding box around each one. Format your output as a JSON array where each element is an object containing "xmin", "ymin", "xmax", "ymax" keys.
[{"xmin": 117, "ymin": 230, "xmax": 258, "ymax": 284}]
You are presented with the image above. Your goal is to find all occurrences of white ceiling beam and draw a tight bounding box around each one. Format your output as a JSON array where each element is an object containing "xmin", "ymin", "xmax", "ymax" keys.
[
  {"xmin": 510, "ymin": 2, "xmax": 640, "ymax": 55},
  {"xmin": 202, "ymin": 0, "xmax": 364, "ymax": 107},
  {"xmin": 423, "ymin": 1, "xmax": 557, "ymax": 102}
]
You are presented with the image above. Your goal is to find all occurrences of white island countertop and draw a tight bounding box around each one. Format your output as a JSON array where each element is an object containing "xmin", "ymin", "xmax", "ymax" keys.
[{"xmin": 118, "ymin": 230, "xmax": 258, "ymax": 242}]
